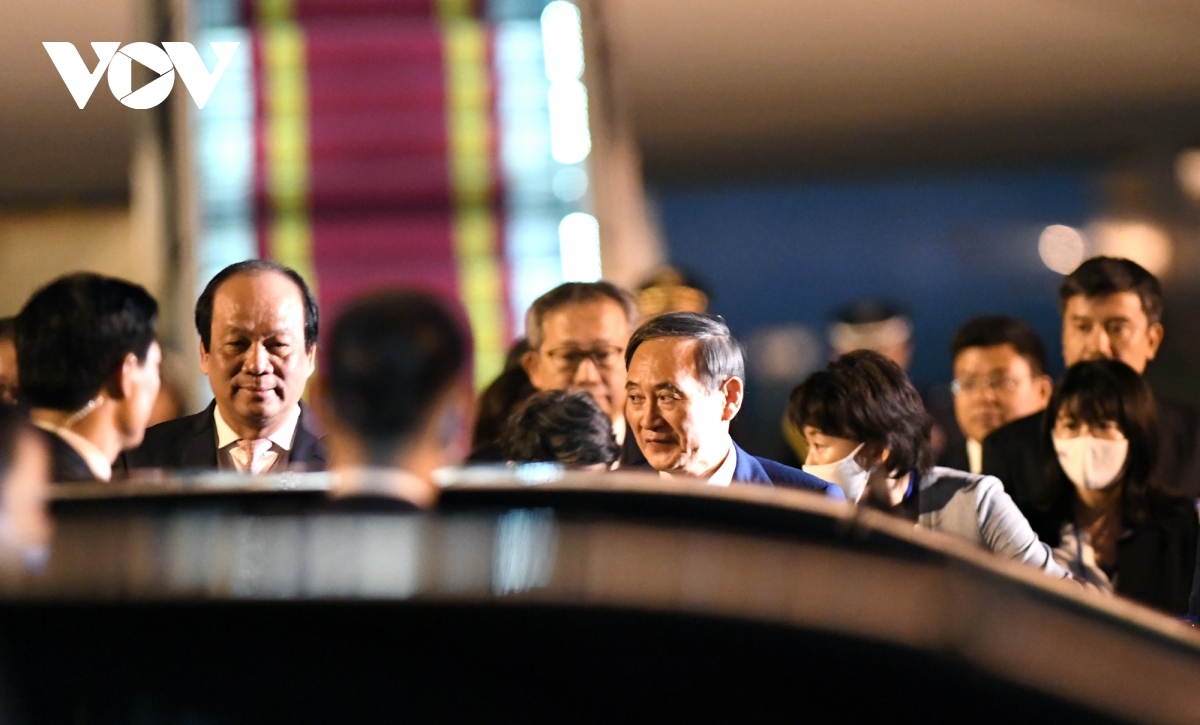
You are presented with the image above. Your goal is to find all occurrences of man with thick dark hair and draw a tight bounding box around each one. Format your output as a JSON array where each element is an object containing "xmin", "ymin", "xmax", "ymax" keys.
[
  {"xmin": 123, "ymin": 259, "xmax": 326, "ymax": 473},
  {"xmin": 624, "ymin": 312, "xmax": 841, "ymax": 496},
  {"xmin": 942, "ymin": 316, "xmax": 1052, "ymax": 473},
  {"xmin": 314, "ymin": 291, "xmax": 472, "ymax": 507},
  {"xmin": 17, "ymin": 273, "xmax": 162, "ymax": 482},
  {"xmin": 501, "ymin": 390, "xmax": 620, "ymax": 469},
  {"xmin": 520, "ymin": 281, "xmax": 646, "ymax": 468},
  {"xmin": 983, "ymin": 257, "xmax": 1200, "ymax": 514}
]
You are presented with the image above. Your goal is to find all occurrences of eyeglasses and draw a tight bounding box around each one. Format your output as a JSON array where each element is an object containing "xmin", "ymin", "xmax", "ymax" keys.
[
  {"xmin": 542, "ymin": 345, "xmax": 625, "ymax": 373},
  {"xmin": 951, "ymin": 377, "xmax": 1022, "ymax": 396}
]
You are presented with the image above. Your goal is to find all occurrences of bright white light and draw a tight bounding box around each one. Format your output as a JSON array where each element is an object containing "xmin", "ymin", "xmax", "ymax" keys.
[
  {"xmin": 559, "ymin": 212, "xmax": 601, "ymax": 282},
  {"xmin": 1088, "ymin": 219, "xmax": 1174, "ymax": 276},
  {"xmin": 1176, "ymin": 149, "xmax": 1200, "ymax": 202},
  {"xmin": 1038, "ymin": 224, "xmax": 1086, "ymax": 275},
  {"xmin": 548, "ymin": 80, "xmax": 591, "ymax": 164},
  {"xmin": 540, "ymin": 1, "xmax": 584, "ymax": 82}
]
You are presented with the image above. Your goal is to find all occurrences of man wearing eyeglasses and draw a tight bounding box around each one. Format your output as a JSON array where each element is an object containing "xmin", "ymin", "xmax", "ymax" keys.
[
  {"xmin": 521, "ymin": 282, "xmax": 647, "ymax": 467},
  {"xmin": 942, "ymin": 316, "xmax": 1052, "ymax": 474}
]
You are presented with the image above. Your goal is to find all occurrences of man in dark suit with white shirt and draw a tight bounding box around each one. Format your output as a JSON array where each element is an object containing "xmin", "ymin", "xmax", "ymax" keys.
[
  {"xmin": 123, "ymin": 260, "xmax": 326, "ymax": 474},
  {"xmin": 624, "ymin": 312, "xmax": 842, "ymax": 497}
]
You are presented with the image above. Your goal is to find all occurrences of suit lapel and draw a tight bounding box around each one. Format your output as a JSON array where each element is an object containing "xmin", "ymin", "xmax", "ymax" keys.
[
  {"xmin": 731, "ymin": 442, "xmax": 771, "ymax": 486},
  {"xmin": 290, "ymin": 401, "xmax": 326, "ymax": 466},
  {"xmin": 181, "ymin": 402, "xmax": 220, "ymax": 469}
]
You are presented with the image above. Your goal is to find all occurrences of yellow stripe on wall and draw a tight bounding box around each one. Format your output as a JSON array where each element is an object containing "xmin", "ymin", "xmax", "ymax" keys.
[
  {"xmin": 445, "ymin": 19, "xmax": 506, "ymax": 389},
  {"xmin": 260, "ymin": 11, "xmax": 317, "ymax": 294}
]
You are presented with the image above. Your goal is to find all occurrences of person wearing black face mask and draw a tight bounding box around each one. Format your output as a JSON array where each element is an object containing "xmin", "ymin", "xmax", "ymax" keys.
[{"xmin": 1041, "ymin": 359, "xmax": 1197, "ymax": 615}]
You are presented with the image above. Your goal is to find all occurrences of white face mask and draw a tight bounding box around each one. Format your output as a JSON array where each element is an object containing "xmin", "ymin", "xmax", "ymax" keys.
[
  {"xmin": 1052, "ymin": 435, "xmax": 1128, "ymax": 491},
  {"xmin": 803, "ymin": 443, "xmax": 870, "ymax": 502}
]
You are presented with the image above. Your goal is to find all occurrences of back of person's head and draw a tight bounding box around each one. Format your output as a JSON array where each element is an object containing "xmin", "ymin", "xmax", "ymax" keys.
[
  {"xmin": 0, "ymin": 319, "xmax": 13, "ymax": 344},
  {"xmin": 501, "ymin": 389, "xmax": 619, "ymax": 469},
  {"xmin": 16, "ymin": 273, "xmax": 159, "ymax": 411},
  {"xmin": 195, "ymin": 259, "xmax": 319, "ymax": 352},
  {"xmin": 788, "ymin": 350, "xmax": 933, "ymax": 478},
  {"xmin": 1058, "ymin": 257, "xmax": 1162, "ymax": 326},
  {"xmin": 625, "ymin": 312, "xmax": 745, "ymax": 390},
  {"xmin": 524, "ymin": 281, "xmax": 638, "ymax": 349},
  {"xmin": 1044, "ymin": 359, "xmax": 1159, "ymax": 519},
  {"xmin": 471, "ymin": 339, "xmax": 534, "ymax": 455},
  {"xmin": 950, "ymin": 315, "xmax": 1048, "ymax": 376},
  {"xmin": 324, "ymin": 291, "xmax": 470, "ymax": 465}
]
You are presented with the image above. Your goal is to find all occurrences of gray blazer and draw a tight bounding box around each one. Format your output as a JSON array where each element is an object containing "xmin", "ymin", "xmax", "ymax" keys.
[{"xmin": 916, "ymin": 466, "xmax": 1070, "ymax": 579}]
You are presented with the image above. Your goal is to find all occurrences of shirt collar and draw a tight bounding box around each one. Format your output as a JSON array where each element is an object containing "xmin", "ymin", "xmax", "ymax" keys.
[
  {"xmin": 658, "ymin": 438, "xmax": 737, "ymax": 487},
  {"xmin": 31, "ymin": 420, "xmax": 112, "ymax": 482},
  {"xmin": 966, "ymin": 438, "xmax": 983, "ymax": 474},
  {"xmin": 214, "ymin": 403, "xmax": 302, "ymax": 450}
]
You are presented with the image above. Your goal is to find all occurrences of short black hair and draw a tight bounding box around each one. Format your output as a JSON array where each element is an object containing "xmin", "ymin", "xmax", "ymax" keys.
[
  {"xmin": 1043, "ymin": 359, "xmax": 1159, "ymax": 525},
  {"xmin": 950, "ymin": 315, "xmax": 1048, "ymax": 377},
  {"xmin": 625, "ymin": 312, "xmax": 744, "ymax": 391},
  {"xmin": 1058, "ymin": 257, "xmax": 1162, "ymax": 326},
  {"xmin": 195, "ymin": 260, "xmax": 319, "ymax": 352},
  {"xmin": 0, "ymin": 318, "xmax": 14, "ymax": 343},
  {"xmin": 788, "ymin": 350, "xmax": 933, "ymax": 478},
  {"xmin": 501, "ymin": 389, "xmax": 619, "ymax": 468},
  {"xmin": 325, "ymin": 291, "xmax": 469, "ymax": 465},
  {"xmin": 16, "ymin": 273, "xmax": 158, "ymax": 411},
  {"xmin": 525, "ymin": 282, "xmax": 637, "ymax": 349}
]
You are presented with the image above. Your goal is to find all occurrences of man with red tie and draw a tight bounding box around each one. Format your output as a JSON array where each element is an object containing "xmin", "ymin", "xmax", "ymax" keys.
[{"xmin": 122, "ymin": 260, "xmax": 326, "ymax": 474}]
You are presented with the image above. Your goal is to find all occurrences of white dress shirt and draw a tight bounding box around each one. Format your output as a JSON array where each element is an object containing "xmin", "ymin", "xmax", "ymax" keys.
[
  {"xmin": 31, "ymin": 420, "xmax": 112, "ymax": 482},
  {"xmin": 966, "ymin": 438, "xmax": 983, "ymax": 475},
  {"xmin": 214, "ymin": 404, "xmax": 301, "ymax": 473},
  {"xmin": 659, "ymin": 439, "xmax": 737, "ymax": 486}
]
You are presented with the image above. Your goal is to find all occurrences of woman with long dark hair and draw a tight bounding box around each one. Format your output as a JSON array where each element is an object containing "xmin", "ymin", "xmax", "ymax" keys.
[{"xmin": 1041, "ymin": 359, "xmax": 1197, "ymax": 614}]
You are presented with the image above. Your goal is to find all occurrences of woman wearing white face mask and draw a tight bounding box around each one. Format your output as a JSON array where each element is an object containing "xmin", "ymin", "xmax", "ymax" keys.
[
  {"xmin": 1042, "ymin": 359, "xmax": 1197, "ymax": 614},
  {"xmin": 788, "ymin": 350, "xmax": 1070, "ymax": 579}
]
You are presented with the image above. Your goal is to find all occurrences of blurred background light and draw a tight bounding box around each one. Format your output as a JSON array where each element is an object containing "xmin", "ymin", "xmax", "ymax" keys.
[
  {"xmin": 1037, "ymin": 224, "xmax": 1086, "ymax": 274},
  {"xmin": 540, "ymin": 1, "xmax": 584, "ymax": 82},
  {"xmin": 1176, "ymin": 149, "xmax": 1200, "ymax": 202},
  {"xmin": 1088, "ymin": 219, "xmax": 1174, "ymax": 277},
  {"xmin": 547, "ymin": 80, "xmax": 591, "ymax": 164},
  {"xmin": 559, "ymin": 212, "xmax": 601, "ymax": 281}
]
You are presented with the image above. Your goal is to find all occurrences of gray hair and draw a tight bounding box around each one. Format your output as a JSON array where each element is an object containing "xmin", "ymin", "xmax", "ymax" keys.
[
  {"xmin": 625, "ymin": 312, "xmax": 744, "ymax": 391},
  {"xmin": 524, "ymin": 282, "xmax": 638, "ymax": 349}
]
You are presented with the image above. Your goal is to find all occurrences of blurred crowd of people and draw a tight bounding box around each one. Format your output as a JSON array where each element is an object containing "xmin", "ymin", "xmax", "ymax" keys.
[{"xmin": 0, "ymin": 254, "xmax": 1198, "ymax": 621}]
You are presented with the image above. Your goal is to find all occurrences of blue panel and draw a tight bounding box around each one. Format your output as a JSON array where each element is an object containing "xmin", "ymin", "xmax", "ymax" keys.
[{"xmin": 656, "ymin": 166, "xmax": 1103, "ymax": 388}]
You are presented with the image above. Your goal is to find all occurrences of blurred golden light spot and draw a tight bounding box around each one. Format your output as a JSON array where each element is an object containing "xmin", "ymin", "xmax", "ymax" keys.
[
  {"xmin": 1038, "ymin": 224, "xmax": 1086, "ymax": 275},
  {"xmin": 1087, "ymin": 220, "xmax": 1173, "ymax": 277},
  {"xmin": 1175, "ymin": 149, "xmax": 1200, "ymax": 202}
]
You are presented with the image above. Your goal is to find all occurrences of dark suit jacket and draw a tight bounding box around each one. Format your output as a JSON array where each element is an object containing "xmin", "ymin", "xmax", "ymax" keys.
[
  {"xmin": 37, "ymin": 428, "xmax": 99, "ymax": 483},
  {"xmin": 618, "ymin": 422, "xmax": 649, "ymax": 469},
  {"xmin": 120, "ymin": 401, "xmax": 327, "ymax": 473},
  {"xmin": 731, "ymin": 442, "xmax": 845, "ymax": 499}
]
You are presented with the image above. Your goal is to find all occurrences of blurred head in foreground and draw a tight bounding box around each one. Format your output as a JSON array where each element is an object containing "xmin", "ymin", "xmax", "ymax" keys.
[
  {"xmin": 17, "ymin": 273, "xmax": 161, "ymax": 482},
  {"xmin": 501, "ymin": 390, "xmax": 619, "ymax": 470},
  {"xmin": 316, "ymin": 291, "xmax": 472, "ymax": 505},
  {"xmin": 0, "ymin": 405, "xmax": 51, "ymax": 570}
]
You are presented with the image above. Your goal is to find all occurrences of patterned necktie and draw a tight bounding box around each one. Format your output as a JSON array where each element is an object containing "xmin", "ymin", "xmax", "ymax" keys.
[{"xmin": 235, "ymin": 438, "xmax": 274, "ymax": 474}]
